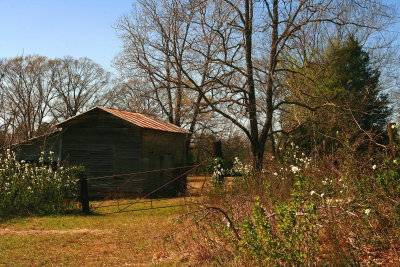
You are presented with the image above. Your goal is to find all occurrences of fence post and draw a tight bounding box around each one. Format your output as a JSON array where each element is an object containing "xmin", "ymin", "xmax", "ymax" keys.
[{"xmin": 80, "ymin": 172, "xmax": 90, "ymax": 214}]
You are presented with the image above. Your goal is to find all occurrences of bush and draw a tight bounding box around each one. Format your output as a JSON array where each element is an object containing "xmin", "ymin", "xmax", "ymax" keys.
[
  {"xmin": 239, "ymin": 194, "xmax": 319, "ymax": 265},
  {"xmin": 0, "ymin": 150, "xmax": 83, "ymax": 218},
  {"xmin": 175, "ymin": 152, "xmax": 400, "ymax": 265}
]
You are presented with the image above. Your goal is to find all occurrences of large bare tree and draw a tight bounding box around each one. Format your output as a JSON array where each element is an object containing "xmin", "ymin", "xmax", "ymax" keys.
[
  {"xmin": 114, "ymin": 0, "xmax": 214, "ymax": 150},
  {"xmin": 50, "ymin": 56, "xmax": 111, "ymax": 121},
  {"xmin": 116, "ymin": 0, "xmax": 395, "ymax": 168}
]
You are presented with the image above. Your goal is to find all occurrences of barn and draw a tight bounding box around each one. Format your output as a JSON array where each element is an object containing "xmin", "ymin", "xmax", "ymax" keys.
[{"xmin": 15, "ymin": 106, "xmax": 190, "ymax": 196}]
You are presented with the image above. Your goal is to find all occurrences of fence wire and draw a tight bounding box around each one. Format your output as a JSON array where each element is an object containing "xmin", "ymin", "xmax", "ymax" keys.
[{"xmin": 88, "ymin": 160, "xmax": 210, "ymax": 214}]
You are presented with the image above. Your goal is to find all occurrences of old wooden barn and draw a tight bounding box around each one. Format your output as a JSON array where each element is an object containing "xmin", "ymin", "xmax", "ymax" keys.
[{"xmin": 16, "ymin": 106, "xmax": 190, "ymax": 196}]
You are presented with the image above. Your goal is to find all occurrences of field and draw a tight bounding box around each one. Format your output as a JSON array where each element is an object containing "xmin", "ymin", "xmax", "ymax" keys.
[{"xmin": 0, "ymin": 177, "xmax": 210, "ymax": 266}]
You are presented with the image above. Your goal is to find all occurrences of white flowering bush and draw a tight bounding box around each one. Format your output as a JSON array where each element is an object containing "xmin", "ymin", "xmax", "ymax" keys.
[
  {"xmin": 210, "ymin": 157, "xmax": 227, "ymax": 186},
  {"xmin": 0, "ymin": 150, "xmax": 83, "ymax": 218},
  {"xmin": 231, "ymin": 157, "xmax": 252, "ymax": 176}
]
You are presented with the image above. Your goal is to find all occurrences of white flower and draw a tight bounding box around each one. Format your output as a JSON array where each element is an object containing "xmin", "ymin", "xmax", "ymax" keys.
[
  {"xmin": 273, "ymin": 172, "xmax": 278, "ymax": 176},
  {"xmin": 320, "ymin": 193, "xmax": 325, "ymax": 198},
  {"xmin": 322, "ymin": 180, "xmax": 328, "ymax": 185},
  {"xmin": 310, "ymin": 190, "xmax": 316, "ymax": 196},
  {"xmin": 372, "ymin": 165, "xmax": 376, "ymax": 170},
  {"xmin": 391, "ymin": 124, "xmax": 396, "ymax": 129},
  {"xmin": 365, "ymin": 209, "xmax": 371, "ymax": 215},
  {"xmin": 291, "ymin": 166, "xmax": 300, "ymax": 174},
  {"xmin": 394, "ymin": 159, "xmax": 398, "ymax": 164}
]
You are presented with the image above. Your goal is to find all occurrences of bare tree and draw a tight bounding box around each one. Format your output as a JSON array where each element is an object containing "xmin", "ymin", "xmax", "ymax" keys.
[
  {"xmin": 114, "ymin": 0, "xmax": 213, "ymax": 150},
  {"xmin": 179, "ymin": 0, "xmax": 394, "ymax": 168},
  {"xmin": 0, "ymin": 56, "xmax": 57, "ymax": 141},
  {"xmin": 50, "ymin": 56, "xmax": 111, "ymax": 121},
  {"xmin": 115, "ymin": 0, "xmax": 395, "ymax": 168}
]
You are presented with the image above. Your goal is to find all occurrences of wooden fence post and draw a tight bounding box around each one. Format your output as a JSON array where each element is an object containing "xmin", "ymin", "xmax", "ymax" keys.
[{"xmin": 80, "ymin": 173, "xmax": 90, "ymax": 214}]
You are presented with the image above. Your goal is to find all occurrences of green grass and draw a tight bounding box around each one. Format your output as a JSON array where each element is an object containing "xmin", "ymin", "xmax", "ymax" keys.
[{"xmin": 0, "ymin": 197, "xmax": 196, "ymax": 266}]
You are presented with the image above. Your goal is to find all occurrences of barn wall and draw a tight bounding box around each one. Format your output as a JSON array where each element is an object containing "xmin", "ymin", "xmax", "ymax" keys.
[
  {"xmin": 15, "ymin": 108, "xmax": 189, "ymax": 197},
  {"xmin": 15, "ymin": 133, "xmax": 62, "ymax": 162},
  {"xmin": 140, "ymin": 129, "xmax": 188, "ymax": 194},
  {"xmin": 61, "ymin": 109, "xmax": 142, "ymax": 194}
]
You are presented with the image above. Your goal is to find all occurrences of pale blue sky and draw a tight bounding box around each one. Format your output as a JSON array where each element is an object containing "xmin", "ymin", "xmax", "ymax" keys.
[
  {"xmin": 0, "ymin": 0, "xmax": 132, "ymax": 71},
  {"xmin": 1, "ymin": 0, "xmax": 399, "ymax": 73}
]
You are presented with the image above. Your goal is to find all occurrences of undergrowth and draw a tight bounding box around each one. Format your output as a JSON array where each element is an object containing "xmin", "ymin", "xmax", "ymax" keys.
[{"xmin": 174, "ymin": 150, "xmax": 400, "ymax": 265}]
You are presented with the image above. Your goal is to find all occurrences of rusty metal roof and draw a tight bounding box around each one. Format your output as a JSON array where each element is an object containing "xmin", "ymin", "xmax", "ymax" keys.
[{"xmin": 58, "ymin": 106, "xmax": 190, "ymax": 134}]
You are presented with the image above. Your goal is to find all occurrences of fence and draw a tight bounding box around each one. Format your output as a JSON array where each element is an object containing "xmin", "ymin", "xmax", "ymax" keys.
[{"xmin": 79, "ymin": 160, "xmax": 210, "ymax": 214}]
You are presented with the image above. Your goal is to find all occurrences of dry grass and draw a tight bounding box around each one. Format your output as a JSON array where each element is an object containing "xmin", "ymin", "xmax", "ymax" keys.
[{"xmin": 0, "ymin": 176, "xmax": 210, "ymax": 266}]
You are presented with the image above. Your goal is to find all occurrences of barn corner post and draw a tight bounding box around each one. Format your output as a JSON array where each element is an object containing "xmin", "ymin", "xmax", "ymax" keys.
[{"xmin": 78, "ymin": 170, "xmax": 90, "ymax": 214}]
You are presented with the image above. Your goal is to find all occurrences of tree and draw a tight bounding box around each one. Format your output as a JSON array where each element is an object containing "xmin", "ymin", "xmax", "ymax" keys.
[
  {"xmin": 50, "ymin": 56, "xmax": 111, "ymax": 121},
  {"xmin": 184, "ymin": 0, "xmax": 394, "ymax": 168},
  {"xmin": 0, "ymin": 56, "xmax": 57, "ymax": 141},
  {"xmin": 114, "ymin": 0, "xmax": 214, "ymax": 152},
  {"xmin": 0, "ymin": 55, "xmax": 110, "ymax": 144},
  {"xmin": 115, "ymin": 0, "xmax": 394, "ymax": 169},
  {"xmin": 281, "ymin": 37, "xmax": 391, "ymax": 153}
]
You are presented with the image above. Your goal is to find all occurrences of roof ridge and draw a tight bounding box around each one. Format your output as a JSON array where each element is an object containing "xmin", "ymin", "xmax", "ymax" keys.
[
  {"xmin": 98, "ymin": 106, "xmax": 190, "ymax": 134},
  {"xmin": 57, "ymin": 106, "xmax": 190, "ymax": 134}
]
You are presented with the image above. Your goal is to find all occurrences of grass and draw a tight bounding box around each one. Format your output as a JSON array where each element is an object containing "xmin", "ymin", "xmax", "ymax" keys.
[
  {"xmin": 0, "ymin": 174, "xmax": 213, "ymax": 267},
  {"xmin": 0, "ymin": 198, "xmax": 192, "ymax": 266}
]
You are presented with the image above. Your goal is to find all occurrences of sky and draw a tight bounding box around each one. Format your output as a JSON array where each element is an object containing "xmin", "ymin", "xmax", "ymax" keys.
[
  {"xmin": 1, "ymin": 0, "xmax": 400, "ymax": 74},
  {"xmin": 0, "ymin": 0, "xmax": 132, "ymax": 72}
]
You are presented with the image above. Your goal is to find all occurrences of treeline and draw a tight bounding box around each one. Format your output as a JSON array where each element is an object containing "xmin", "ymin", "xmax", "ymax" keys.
[
  {"xmin": 0, "ymin": 56, "xmax": 111, "ymax": 145},
  {"xmin": 1, "ymin": 0, "xmax": 399, "ymax": 164}
]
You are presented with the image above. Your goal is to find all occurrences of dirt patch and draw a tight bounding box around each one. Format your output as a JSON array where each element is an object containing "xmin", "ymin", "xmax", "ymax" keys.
[{"xmin": 0, "ymin": 228, "xmax": 111, "ymax": 236}]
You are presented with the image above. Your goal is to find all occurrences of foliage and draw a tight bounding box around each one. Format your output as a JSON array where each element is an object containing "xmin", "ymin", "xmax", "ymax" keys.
[
  {"xmin": 0, "ymin": 150, "xmax": 83, "ymax": 218},
  {"xmin": 176, "ymin": 149, "xmax": 400, "ymax": 265},
  {"xmin": 376, "ymin": 158, "xmax": 400, "ymax": 199},
  {"xmin": 239, "ymin": 182, "xmax": 319, "ymax": 265},
  {"xmin": 282, "ymin": 36, "xmax": 391, "ymax": 153}
]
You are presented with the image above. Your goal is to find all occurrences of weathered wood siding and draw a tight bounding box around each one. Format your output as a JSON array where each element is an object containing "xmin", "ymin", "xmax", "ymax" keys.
[
  {"xmin": 141, "ymin": 129, "xmax": 187, "ymax": 194},
  {"xmin": 61, "ymin": 109, "xmax": 142, "ymax": 194},
  {"xmin": 15, "ymin": 108, "xmax": 189, "ymax": 197},
  {"xmin": 16, "ymin": 133, "xmax": 62, "ymax": 162}
]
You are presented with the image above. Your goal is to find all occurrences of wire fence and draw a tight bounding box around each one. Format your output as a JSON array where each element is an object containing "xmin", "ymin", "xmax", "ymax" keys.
[{"xmin": 84, "ymin": 160, "xmax": 210, "ymax": 214}]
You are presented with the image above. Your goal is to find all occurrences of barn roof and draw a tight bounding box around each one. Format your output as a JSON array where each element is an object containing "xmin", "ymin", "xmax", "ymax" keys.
[{"xmin": 57, "ymin": 106, "xmax": 191, "ymax": 134}]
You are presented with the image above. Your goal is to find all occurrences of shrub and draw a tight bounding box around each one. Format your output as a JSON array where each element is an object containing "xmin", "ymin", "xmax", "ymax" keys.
[
  {"xmin": 0, "ymin": 150, "xmax": 83, "ymax": 218},
  {"xmin": 238, "ymin": 174, "xmax": 320, "ymax": 266}
]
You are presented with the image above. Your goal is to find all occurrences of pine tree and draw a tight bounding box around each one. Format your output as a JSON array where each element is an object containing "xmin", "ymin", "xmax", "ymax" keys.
[{"xmin": 281, "ymin": 36, "xmax": 391, "ymax": 153}]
